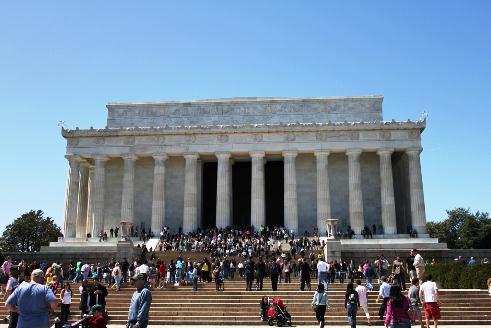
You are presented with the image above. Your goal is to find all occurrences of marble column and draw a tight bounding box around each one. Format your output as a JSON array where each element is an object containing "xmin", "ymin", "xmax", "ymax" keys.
[
  {"xmin": 283, "ymin": 151, "xmax": 298, "ymax": 233},
  {"xmin": 315, "ymin": 151, "xmax": 331, "ymax": 235},
  {"xmin": 250, "ymin": 151, "xmax": 265, "ymax": 229},
  {"xmin": 407, "ymin": 147, "xmax": 428, "ymax": 234},
  {"xmin": 216, "ymin": 152, "xmax": 231, "ymax": 228},
  {"xmin": 121, "ymin": 155, "xmax": 138, "ymax": 226},
  {"xmin": 75, "ymin": 161, "xmax": 89, "ymax": 239},
  {"xmin": 377, "ymin": 149, "xmax": 397, "ymax": 234},
  {"xmin": 93, "ymin": 156, "xmax": 109, "ymax": 237},
  {"xmin": 63, "ymin": 155, "xmax": 80, "ymax": 239},
  {"xmin": 151, "ymin": 154, "xmax": 168, "ymax": 234},
  {"xmin": 86, "ymin": 165, "xmax": 95, "ymax": 237},
  {"xmin": 347, "ymin": 149, "xmax": 364, "ymax": 234},
  {"xmin": 183, "ymin": 153, "xmax": 199, "ymax": 233}
]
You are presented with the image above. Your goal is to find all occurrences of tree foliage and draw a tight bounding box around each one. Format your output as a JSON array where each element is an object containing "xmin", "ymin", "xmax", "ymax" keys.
[
  {"xmin": 0, "ymin": 210, "xmax": 62, "ymax": 252},
  {"xmin": 427, "ymin": 208, "xmax": 491, "ymax": 249}
]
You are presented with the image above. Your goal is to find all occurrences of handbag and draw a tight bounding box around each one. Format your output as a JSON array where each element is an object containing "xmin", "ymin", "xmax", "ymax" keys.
[
  {"xmin": 407, "ymin": 305, "xmax": 418, "ymax": 321},
  {"xmin": 311, "ymin": 303, "xmax": 318, "ymax": 312}
]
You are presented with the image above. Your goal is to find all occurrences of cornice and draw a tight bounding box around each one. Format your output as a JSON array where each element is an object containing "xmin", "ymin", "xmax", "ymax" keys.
[{"xmin": 61, "ymin": 119, "xmax": 426, "ymax": 138}]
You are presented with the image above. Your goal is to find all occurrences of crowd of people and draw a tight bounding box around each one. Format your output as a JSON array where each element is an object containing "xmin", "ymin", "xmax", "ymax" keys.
[{"xmin": 1, "ymin": 227, "xmax": 489, "ymax": 328}]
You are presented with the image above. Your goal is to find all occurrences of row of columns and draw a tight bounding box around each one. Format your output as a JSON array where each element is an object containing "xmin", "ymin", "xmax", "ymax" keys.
[{"xmin": 63, "ymin": 148, "xmax": 427, "ymax": 238}]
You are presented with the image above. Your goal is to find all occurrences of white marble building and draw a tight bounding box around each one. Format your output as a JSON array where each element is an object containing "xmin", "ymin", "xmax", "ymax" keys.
[{"xmin": 61, "ymin": 96, "xmax": 428, "ymax": 239}]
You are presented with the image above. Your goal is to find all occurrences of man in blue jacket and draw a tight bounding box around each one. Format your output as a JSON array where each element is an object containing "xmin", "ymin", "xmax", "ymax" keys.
[{"xmin": 127, "ymin": 273, "xmax": 152, "ymax": 328}]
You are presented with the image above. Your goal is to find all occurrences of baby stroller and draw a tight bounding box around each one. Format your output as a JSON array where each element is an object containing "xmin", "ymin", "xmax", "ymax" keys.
[
  {"xmin": 267, "ymin": 297, "xmax": 292, "ymax": 327},
  {"xmin": 54, "ymin": 304, "xmax": 108, "ymax": 328}
]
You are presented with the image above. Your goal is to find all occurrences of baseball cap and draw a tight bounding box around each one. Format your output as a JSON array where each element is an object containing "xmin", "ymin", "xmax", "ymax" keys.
[{"xmin": 91, "ymin": 304, "xmax": 103, "ymax": 312}]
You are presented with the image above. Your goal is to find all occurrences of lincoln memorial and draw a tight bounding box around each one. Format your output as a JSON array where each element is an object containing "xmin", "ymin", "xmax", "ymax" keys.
[{"xmin": 61, "ymin": 96, "xmax": 428, "ymax": 240}]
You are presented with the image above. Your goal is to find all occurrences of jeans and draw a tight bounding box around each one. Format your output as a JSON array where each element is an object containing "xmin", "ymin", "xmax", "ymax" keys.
[
  {"xmin": 318, "ymin": 272, "xmax": 328, "ymax": 289},
  {"xmin": 60, "ymin": 303, "xmax": 70, "ymax": 322},
  {"xmin": 347, "ymin": 303, "xmax": 358, "ymax": 328},
  {"xmin": 193, "ymin": 276, "xmax": 198, "ymax": 291}
]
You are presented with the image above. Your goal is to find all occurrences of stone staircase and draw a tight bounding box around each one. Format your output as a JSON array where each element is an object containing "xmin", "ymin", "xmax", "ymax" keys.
[{"xmin": 2, "ymin": 280, "xmax": 491, "ymax": 325}]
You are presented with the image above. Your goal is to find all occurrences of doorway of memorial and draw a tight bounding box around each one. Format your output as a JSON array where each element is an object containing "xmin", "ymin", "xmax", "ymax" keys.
[
  {"xmin": 265, "ymin": 160, "xmax": 284, "ymax": 227},
  {"xmin": 201, "ymin": 162, "xmax": 217, "ymax": 229},
  {"xmin": 232, "ymin": 161, "xmax": 251, "ymax": 228}
]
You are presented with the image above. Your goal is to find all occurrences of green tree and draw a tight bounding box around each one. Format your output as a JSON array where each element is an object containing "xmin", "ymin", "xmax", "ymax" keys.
[
  {"xmin": 0, "ymin": 210, "xmax": 62, "ymax": 252},
  {"xmin": 427, "ymin": 208, "xmax": 491, "ymax": 249}
]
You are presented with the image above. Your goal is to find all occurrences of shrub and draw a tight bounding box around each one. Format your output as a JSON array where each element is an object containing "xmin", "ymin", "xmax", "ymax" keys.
[{"xmin": 424, "ymin": 263, "xmax": 491, "ymax": 289}]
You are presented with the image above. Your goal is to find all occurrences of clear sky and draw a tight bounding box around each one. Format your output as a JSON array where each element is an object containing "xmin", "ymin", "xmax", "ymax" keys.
[{"xmin": 0, "ymin": 1, "xmax": 490, "ymax": 233}]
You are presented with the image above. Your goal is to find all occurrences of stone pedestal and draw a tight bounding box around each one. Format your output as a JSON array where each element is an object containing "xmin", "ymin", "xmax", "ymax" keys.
[{"xmin": 323, "ymin": 238, "xmax": 342, "ymax": 262}]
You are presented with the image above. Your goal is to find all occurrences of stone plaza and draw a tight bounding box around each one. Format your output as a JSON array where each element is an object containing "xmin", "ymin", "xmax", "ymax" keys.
[{"xmin": 59, "ymin": 96, "xmax": 432, "ymax": 244}]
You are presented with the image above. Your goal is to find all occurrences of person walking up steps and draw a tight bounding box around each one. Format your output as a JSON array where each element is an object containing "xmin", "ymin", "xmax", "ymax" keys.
[
  {"xmin": 385, "ymin": 285, "xmax": 411, "ymax": 328},
  {"xmin": 355, "ymin": 279, "xmax": 371, "ymax": 326},
  {"xmin": 345, "ymin": 282, "xmax": 360, "ymax": 328},
  {"xmin": 408, "ymin": 278, "xmax": 424, "ymax": 328},
  {"xmin": 419, "ymin": 274, "xmax": 440, "ymax": 328},
  {"xmin": 377, "ymin": 276, "xmax": 391, "ymax": 320},
  {"xmin": 312, "ymin": 283, "xmax": 328, "ymax": 328}
]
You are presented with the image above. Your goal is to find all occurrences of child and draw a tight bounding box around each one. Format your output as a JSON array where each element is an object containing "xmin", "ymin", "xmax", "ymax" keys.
[
  {"xmin": 260, "ymin": 296, "xmax": 269, "ymax": 321},
  {"xmin": 49, "ymin": 276, "xmax": 60, "ymax": 294}
]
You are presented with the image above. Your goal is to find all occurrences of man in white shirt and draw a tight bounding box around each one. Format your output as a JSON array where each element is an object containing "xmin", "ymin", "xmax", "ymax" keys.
[
  {"xmin": 419, "ymin": 274, "xmax": 440, "ymax": 328},
  {"xmin": 412, "ymin": 249, "xmax": 425, "ymax": 281},
  {"xmin": 316, "ymin": 255, "xmax": 328, "ymax": 289},
  {"xmin": 355, "ymin": 279, "xmax": 371, "ymax": 325}
]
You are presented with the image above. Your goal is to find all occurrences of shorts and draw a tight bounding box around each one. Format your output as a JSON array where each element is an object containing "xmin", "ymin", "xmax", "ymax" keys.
[
  {"xmin": 424, "ymin": 302, "xmax": 441, "ymax": 320},
  {"xmin": 416, "ymin": 267, "xmax": 425, "ymax": 280},
  {"xmin": 360, "ymin": 302, "xmax": 370, "ymax": 318}
]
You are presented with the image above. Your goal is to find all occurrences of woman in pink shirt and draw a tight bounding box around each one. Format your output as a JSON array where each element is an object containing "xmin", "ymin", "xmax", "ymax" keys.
[{"xmin": 385, "ymin": 285, "xmax": 411, "ymax": 328}]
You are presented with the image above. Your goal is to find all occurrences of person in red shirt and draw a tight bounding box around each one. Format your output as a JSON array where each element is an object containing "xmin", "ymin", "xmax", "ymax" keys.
[
  {"xmin": 86, "ymin": 304, "xmax": 107, "ymax": 328},
  {"xmin": 158, "ymin": 262, "xmax": 167, "ymax": 288}
]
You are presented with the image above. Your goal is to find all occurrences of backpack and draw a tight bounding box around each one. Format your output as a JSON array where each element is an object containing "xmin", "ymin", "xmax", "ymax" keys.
[
  {"xmin": 270, "ymin": 262, "xmax": 278, "ymax": 275},
  {"xmin": 348, "ymin": 292, "xmax": 357, "ymax": 304}
]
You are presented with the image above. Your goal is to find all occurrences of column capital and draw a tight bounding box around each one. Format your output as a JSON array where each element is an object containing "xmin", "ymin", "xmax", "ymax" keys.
[
  {"xmin": 93, "ymin": 155, "xmax": 110, "ymax": 162},
  {"xmin": 282, "ymin": 151, "xmax": 298, "ymax": 158},
  {"xmin": 406, "ymin": 147, "xmax": 423, "ymax": 156},
  {"xmin": 346, "ymin": 149, "xmax": 362, "ymax": 157},
  {"xmin": 377, "ymin": 148, "xmax": 395, "ymax": 156},
  {"xmin": 122, "ymin": 154, "xmax": 138, "ymax": 161},
  {"xmin": 183, "ymin": 153, "xmax": 199, "ymax": 160},
  {"xmin": 65, "ymin": 155, "xmax": 82, "ymax": 163},
  {"xmin": 249, "ymin": 151, "xmax": 265, "ymax": 158},
  {"xmin": 215, "ymin": 152, "xmax": 231, "ymax": 160},
  {"xmin": 152, "ymin": 153, "xmax": 168, "ymax": 161},
  {"xmin": 314, "ymin": 151, "xmax": 330, "ymax": 158}
]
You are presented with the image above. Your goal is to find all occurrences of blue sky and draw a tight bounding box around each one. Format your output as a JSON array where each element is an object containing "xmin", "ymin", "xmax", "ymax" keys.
[{"xmin": 0, "ymin": 1, "xmax": 490, "ymax": 232}]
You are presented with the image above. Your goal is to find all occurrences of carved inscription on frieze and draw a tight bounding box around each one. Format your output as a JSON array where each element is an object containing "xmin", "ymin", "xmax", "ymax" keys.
[
  {"xmin": 217, "ymin": 135, "xmax": 229, "ymax": 143},
  {"xmin": 379, "ymin": 131, "xmax": 391, "ymax": 140},
  {"xmin": 94, "ymin": 137, "xmax": 105, "ymax": 145},
  {"xmin": 185, "ymin": 135, "xmax": 196, "ymax": 143},
  {"xmin": 253, "ymin": 134, "xmax": 263, "ymax": 142},
  {"xmin": 123, "ymin": 136, "xmax": 135, "ymax": 145},
  {"xmin": 409, "ymin": 130, "xmax": 420, "ymax": 139}
]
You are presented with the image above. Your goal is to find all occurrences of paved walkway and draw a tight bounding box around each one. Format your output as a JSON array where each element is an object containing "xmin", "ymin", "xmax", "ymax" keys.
[{"xmin": 0, "ymin": 325, "xmax": 482, "ymax": 328}]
